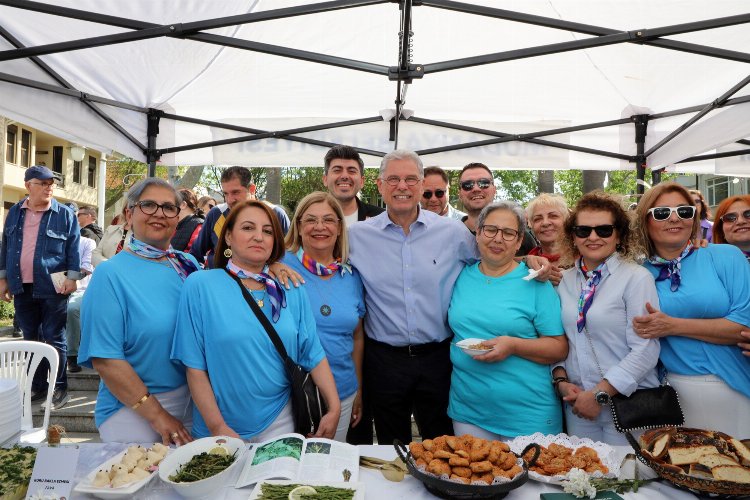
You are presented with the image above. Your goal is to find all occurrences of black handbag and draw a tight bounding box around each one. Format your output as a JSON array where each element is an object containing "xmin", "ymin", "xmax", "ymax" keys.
[
  {"xmin": 610, "ymin": 384, "xmax": 683, "ymax": 433},
  {"xmin": 225, "ymin": 269, "xmax": 328, "ymax": 435},
  {"xmin": 582, "ymin": 326, "xmax": 684, "ymax": 433}
]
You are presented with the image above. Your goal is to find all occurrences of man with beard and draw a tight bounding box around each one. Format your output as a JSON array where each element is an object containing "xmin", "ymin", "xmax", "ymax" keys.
[
  {"xmin": 190, "ymin": 166, "xmax": 290, "ymax": 268},
  {"xmin": 458, "ymin": 162, "xmax": 536, "ymax": 254},
  {"xmin": 323, "ymin": 145, "xmax": 383, "ymax": 227}
]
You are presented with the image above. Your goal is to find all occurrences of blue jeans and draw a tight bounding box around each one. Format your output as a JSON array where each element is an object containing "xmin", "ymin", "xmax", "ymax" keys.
[{"xmin": 14, "ymin": 284, "xmax": 68, "ymax": 391}]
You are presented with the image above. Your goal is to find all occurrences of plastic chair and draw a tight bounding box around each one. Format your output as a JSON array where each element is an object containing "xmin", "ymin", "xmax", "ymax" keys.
[{"xmin": 0, "ymin": 340, "xmax": 59, "ymax": 443}]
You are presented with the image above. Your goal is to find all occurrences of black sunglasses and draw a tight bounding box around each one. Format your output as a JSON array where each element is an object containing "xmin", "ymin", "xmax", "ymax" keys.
[
  {"xmin": 572, "ymin": 224, "xmax": 615, "ymax": 238},
  {"xmin": 720, "ymin": 209, "xmax": 750, "ymax": 224},
  {"xmin": 647, "ymin": 205, "xmax": 696, "ymax": 221},
  {"xmin": 423, "ymin": 189, "xmax": 446, "ymax": 199},
  {"xmin": 459, "ymin": 178, "xmax": 493, "ymax": 191}
]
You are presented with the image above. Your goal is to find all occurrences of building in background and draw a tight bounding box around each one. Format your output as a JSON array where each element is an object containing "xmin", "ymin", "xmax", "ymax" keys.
[
  {"xmin": 676, "ymin": 174, "xmax": 750, "ymax": 217},
  {"xmin": 1, "ymin": 116, "xmax": 101, "ymax": 234}
]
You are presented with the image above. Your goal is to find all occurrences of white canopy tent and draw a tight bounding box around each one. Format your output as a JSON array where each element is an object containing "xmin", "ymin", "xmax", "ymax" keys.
[{"xmin": 1, "ymin": 0, "xmax": 749, "ymax": 185}]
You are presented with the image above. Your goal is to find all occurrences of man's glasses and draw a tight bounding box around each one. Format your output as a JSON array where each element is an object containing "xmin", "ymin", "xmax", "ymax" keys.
[
  {"xmin": 383, "ymin": 176, "xmax": 421, "ymax": 186},
  {"xmin": 573, "ymin": 225, "xmax": 615, "ymax": 239},
  {"xmin": 720, "ymin": 209, "xmax": 750, "ymax": 224},
  {"xmin": 479, "ymin": 225, "xmax": 519, "ymax": 241},
  {"xmin": 460, "ymin": 178, "xmax": 493, "ymax": 191},
  {"xmin": 423, "ymin": 190, "xmax": 446, "ymax": 200},
  {"xmin": 647, "ymin": 205, "xmax": 696, "ymax": 221},
  {"xmin": 300, "ymin": 216, "xmax": 340, "ymax": 227},
  {"xmin": 135, "ymin": 200, "xmax": 180, "ymax": 218},
  {"xmin": 29, "ymin": 181, "xmax": 56, "ymax": 188}
]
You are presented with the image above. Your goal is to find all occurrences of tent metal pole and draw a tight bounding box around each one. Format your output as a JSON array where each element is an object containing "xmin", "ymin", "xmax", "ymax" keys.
[
  {"xmin": 423, "ymin": 0, "xmax": 750, "ymax": 63},
  {"xmin": 676, "ymin": 148, "xmax": 750, "ymax": 163},
  {"xmin": 649, "ymin": 95, "xmax": 750, "ymax": 120},
  {"xmin": 645, "ymin": 73, "xmax": 750, "ymax": 157},
  {"xmin": 146, "ymin": 109, "xmax": 161, "ymax": 177},
  {"xmin": 634, "ymin": 115, "xmax": 648, "ymax": 195},
  {"xmin": 0, "ymin": 25, "xmax": 145, "ymax": 151}
]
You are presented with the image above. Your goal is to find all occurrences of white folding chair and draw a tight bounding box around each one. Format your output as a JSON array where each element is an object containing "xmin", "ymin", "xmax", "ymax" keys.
[{"xmin": 0, "ymin": 340, "xmax": 59, "ymax": 443}]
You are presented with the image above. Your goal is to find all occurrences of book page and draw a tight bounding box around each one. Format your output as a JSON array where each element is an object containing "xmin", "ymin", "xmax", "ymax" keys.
[
  {"xmin": 235, "ymin": 433, "xmax": 305, "ymax": 488},
  {"xmin": 298, "ymin": 438, "xmax": 360, "ymax": 483}
]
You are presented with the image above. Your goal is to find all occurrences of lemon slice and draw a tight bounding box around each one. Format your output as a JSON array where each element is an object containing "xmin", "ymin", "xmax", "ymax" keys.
[
  {"xmin": 209, "ymin": 446, "xmax": 228, "ymax": 455},
  {"xmin": 288, "ymin": 485, "xmax": 317, "ymax": 499}
]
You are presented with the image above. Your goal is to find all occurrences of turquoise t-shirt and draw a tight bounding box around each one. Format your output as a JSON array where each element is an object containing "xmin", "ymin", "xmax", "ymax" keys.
[
  {"xmin": 643, "ymin": 244, "xmax": 750, "ymax": 398},
  {"xmin": 78, "ymin": 251, "xmax": 195, "ymax": 427},
  {"xmin": 447, "ymin": 262, "xmax": 564, "ymax": 437},
  {"xmin": 171, "ymin": 269, "xmax": 325, "ymax": 439},
  {"xmin": 282, "ymin": 252, "xmax": 365, "ymax": 399}
]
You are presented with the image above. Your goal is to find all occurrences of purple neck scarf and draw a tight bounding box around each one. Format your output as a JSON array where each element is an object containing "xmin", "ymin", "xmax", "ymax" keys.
[
  {"xmin": 576, "ymin": 257, "xmax": 606, "ymax": 333},
  {"xmin": 226, "ymin": 259, "xmax": 286, "ymax": 322},
  {"xmin": 647, "ymin": 244, "xmax": 695, "ymax": 292},
  {"xmin": 128, "ymin": 237, "xmax": 198, "ymax": 281}
]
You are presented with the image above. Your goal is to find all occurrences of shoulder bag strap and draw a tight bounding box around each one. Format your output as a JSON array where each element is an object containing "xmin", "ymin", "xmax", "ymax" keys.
[{"xmin": 223, "ymin": 268, "xmax": 291, "ymax": 363}]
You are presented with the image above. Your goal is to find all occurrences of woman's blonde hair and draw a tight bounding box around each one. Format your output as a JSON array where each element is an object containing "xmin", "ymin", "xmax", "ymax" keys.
[
  {"xmin": 635, "ymin": 182, "xmax": 699, "ymax": 258},
  {"xmin": 285, "ymin": 191, "xmax": 349, "ymax": 263},
  {"xmin": 526, "ymin": 193, "xmax": 569, "ymax": 222}
]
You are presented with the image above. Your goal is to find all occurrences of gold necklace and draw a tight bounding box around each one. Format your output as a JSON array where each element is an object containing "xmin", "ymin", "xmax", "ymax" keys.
[{"xmin": 248, "ymin": 287, "xmax": 267, "ymax": 307}]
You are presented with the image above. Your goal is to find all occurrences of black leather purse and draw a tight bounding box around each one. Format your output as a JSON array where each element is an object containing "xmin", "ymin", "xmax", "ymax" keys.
[
  {"xmin": 225, "ymin": 269, "xmax": 328, "ymax": 435},
  {"xmin": 583, "ymin": 326, "xmax": 684, "ymax": 433}
]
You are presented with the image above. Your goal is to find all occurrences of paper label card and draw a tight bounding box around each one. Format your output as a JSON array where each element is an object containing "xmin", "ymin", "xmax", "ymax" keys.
[{"xmin": 25, "ymin": 446, "xmax": 80, "ymax": 500}]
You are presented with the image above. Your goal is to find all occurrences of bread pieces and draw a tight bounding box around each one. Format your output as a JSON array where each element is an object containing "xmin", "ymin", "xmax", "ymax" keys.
[{"xmin": 639, "ymin": 427, "xmax": 750, "ymax": 484}]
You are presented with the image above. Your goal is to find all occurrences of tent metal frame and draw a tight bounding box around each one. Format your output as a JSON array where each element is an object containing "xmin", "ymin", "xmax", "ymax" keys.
[{"xmin": 1, "ymin": 0, "xmax": 749, "ymax": 188}]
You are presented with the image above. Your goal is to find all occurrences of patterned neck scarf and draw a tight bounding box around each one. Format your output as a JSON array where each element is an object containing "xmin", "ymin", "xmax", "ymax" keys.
[
  {"xmin": 115, "ymin": 228, "xmax": 128, "ymax": 255},
  {"xmin": 647, "ymin": 244, "xmax": 695, "ymax": 292},
  {"xmin": 576, "ymin": 257, "xmax": 606, "ymax": 333},
  {"xmin": 128, "ymin": 236, "xmax": 198, "ymax": 281},
  {"xmin": 295, "ymin": 248, "xmax": 352, "ymax": 276},
  {"xmin": 226, "ymin": 259, "xmax": 286, "ymax": 323}
]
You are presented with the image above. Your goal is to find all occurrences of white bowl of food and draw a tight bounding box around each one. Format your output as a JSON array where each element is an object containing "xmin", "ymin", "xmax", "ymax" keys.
[
  {"xmin": 455, "ymin": 338, "xmax": 494, "ymax": 356},
  {"xmin": 158, "ymin": 436, "xmax": 246, "ymax": 498}
]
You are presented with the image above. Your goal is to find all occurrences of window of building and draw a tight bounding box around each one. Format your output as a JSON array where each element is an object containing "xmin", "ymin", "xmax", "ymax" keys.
[
  {"xmin": 706, "ymin": 176, "xmax": 729, "ymax": 206},
  {"xmin": 73, "ymin": 160, "xmax": 82, "ymax": 184},
  {"xmin": 87, "ymin": 155, "xmax": 96, "ymax": 187},
  {"xmin": 20, "ymin": 129, "xmax": 31, "ymax": 167},
  {"xmin": 5, "ymin": 124, "xmax": 17, "ymax": 163},
  {"xmin": 52, "ymin": 146, "xmax": 63, "ymax": 174}
]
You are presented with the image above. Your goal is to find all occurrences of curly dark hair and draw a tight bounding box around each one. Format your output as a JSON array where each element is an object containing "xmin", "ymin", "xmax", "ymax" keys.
[{"xmin": 559, "ymin": 191, "xmax": 637, "ymax": 267}]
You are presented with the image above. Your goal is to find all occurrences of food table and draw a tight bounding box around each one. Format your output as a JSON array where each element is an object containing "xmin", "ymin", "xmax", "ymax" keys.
[{"xmin": 66, "ymin": 443, "xmax": 709, "ymax": 499}]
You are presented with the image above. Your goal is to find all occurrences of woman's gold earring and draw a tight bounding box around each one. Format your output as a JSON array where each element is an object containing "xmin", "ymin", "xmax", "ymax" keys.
[{"xmin": 223, "ymin": 248, "xmax": 233, "ymax": 258}]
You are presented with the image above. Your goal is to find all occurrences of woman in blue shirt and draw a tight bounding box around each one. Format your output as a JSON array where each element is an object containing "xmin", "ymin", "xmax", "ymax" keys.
[
  {"xmin": 554, "ymin": 192, "xmax": 660, "ymax": 444},
  {"xmin": 448, "ymin": 201, "xmax": 568, "ymax": 440},
  {"xmin": 633, "ymin": 182, "xmax": 750, "ymax": 437},
  {"xmin": 283, "ymin": 191, "xmax": 365, "ymax": 442},
  {"xmin": 79, "ymin": 178, "xmax": 198, "ymax": 445},
  {"xmin": 172, "ymin": 200, "xmax": 340, "ymax": 441}
]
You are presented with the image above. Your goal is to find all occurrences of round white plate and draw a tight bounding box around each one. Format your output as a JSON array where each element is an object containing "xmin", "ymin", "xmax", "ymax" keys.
[{"xmin": 454, "ymin": 338, "xmax": 494, "ymax": 356}]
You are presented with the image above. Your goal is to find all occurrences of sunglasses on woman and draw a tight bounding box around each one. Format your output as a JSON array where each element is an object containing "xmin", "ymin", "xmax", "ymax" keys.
[
  {"xmin": 459, "ymin": 178, "xmax": 493, "ymax": 191},
  {"xmin": 720, "ymin": 209, "xmax": 750, "ymax": 224},
  {"xmin": 572, "ymin": 225, "xmax": 615, "ymax": 238},
  {"xmin": 647, "ymin": 205, "xmax": 696, "ymax": 221},
  {"xmin": 422, "ymin": 189, "xmax": 446, "ymax": 199}
]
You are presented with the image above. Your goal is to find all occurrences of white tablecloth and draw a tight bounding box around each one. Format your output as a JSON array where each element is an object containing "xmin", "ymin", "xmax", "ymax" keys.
[{"xmin": 70, "ymin": 443, "xmax": 703, "ymax": 499}]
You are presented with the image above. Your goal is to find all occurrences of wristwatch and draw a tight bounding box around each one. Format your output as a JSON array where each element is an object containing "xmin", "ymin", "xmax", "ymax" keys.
[{"xmin": 594, "ymin": 390, "xmax": 611, "ymax": 406}]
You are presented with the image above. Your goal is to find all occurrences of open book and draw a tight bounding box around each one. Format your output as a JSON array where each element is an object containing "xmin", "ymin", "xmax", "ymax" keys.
[{"xmin": 235, "ymin": 433, "xmax": 359, "ymax": 488}]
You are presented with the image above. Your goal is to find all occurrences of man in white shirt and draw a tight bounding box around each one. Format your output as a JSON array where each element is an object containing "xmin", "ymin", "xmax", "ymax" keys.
[
  {"xmin": 322, "ymin": 145, "xmax": 383, "ymax": 227},
  {"xmin": 421, "ymin": 166, "xmax": 466, "ymax": 220}
]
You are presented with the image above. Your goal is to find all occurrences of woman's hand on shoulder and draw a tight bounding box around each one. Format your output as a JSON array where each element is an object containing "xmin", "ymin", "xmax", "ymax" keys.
[
  {"xmin": 472, "ymin": 337, "xmax": 517, "ymax": 363},
  {"xmin": 311, "ymin": 407, "xmax": 341, "ymax": 440},
  {"xmin": 267, "ymin": 261, "xmax": 304, "ymax": 289},
  {"xmin": 523, "ymin": 255, "xmax": 551, "ymax": 282}
]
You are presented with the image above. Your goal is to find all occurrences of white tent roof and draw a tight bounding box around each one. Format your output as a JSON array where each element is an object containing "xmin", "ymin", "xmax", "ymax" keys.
[{"xmin": 1, "ymin": 0, "xmax": 749, "ymax": 174}]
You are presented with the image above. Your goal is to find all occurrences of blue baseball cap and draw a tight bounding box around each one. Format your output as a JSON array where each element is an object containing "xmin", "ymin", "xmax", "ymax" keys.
[{"xmin": 24, "ymin": 165, "xmax": 58, "ymax": 182}]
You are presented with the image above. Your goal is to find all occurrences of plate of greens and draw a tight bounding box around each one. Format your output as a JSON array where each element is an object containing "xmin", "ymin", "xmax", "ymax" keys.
[{"xmin": 249, "ymin": 480, "xmax": 365, "ymax": 499}]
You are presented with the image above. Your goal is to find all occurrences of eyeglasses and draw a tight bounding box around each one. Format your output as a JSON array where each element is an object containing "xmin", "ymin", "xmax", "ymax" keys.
[
  {"xmin": 573, "ymin": 225, "xmax": 615, "ymax": 238},
  {"xmin": 383, "ymin": 176, "xmax": 421, "ymax": 186},
  {"xmin": 647, "ymin": 205, "xmax": 696, "ymax": 221},
  {"xmin": 300, "ymin": 216, "xmax": 340, "ymax": 227},
  {"xmin": 29, "ymin": 180, "xmax": 56, "ymax": 188},
  {"xmin": 459, "ymin": 178, "xmax": 493, "ymax": 191},
  {"xmin": 479, "ymin": 225, "xmax": 519, "ymax": 241},
  {"xmin": 134, "ymin": 200, "xmax": 180, "ymax": 218},
  {"xmin": 422, "ymin": 189, "xmax": 446, "ymax": 200},
  {"xmin": 720, "ymin": 209, "xmax": 750, "ymax": 224}
]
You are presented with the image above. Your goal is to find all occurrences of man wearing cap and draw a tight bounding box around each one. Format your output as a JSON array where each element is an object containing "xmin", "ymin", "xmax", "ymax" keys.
[{"xmin": 0, "ymin": 165, "xmax": 82, "ymax": 409}]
